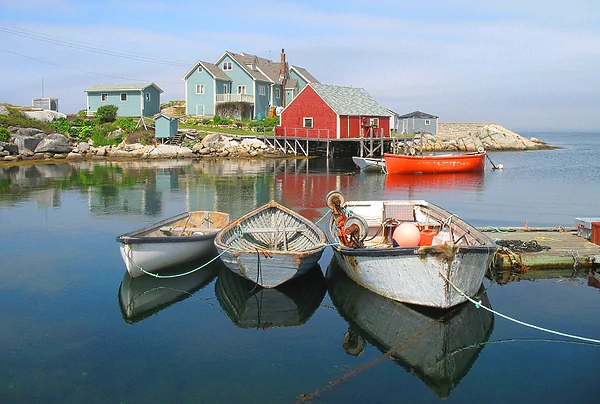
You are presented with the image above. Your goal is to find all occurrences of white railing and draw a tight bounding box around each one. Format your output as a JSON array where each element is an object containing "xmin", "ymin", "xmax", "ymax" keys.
[{"xmin": 216, "ymin": 94, "xmax": 254, "ymax": 103}]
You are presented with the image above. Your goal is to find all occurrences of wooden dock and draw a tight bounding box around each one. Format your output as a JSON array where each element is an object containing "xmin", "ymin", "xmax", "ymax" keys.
[{"xmin": 479, "ymin": 227, "xmax": 600, "ymax": 270}]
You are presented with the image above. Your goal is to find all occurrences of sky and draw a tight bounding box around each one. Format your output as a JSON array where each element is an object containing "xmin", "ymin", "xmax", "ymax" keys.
[{"xmin": 1, "ymin": 0, "xmax": 599, "ymax": 132}]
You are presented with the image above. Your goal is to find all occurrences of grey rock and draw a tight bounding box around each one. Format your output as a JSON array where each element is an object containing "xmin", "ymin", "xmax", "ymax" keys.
[
  {"xmin": 20, "ymin": 109, "xmax": 67, "ymax": 122},
  {"xmin": 13, "ymin": 135, "xmax": 43, "ymax": 153},
  {"xmin": 16, "ymin": 128, "xmax": 44, "ymax": 137},
  {"xmin": 0, "ymin": 105, "xmax": 9, "ymax": 116},
  {"xmin": 0, "ymin": 141, "xmax": 18, "ymax": 154},
  {"xmin": 34, "ymin": 133, "xmax": 72, "ymax": 153}
]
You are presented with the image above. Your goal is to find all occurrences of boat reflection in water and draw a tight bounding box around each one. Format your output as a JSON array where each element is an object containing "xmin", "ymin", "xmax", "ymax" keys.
[
  {"xmin": 326, "ymin": 260, "xmax": 494, "ymax": 398},
  {"xmin": 215, "ymin": 264, "xmax": 326, "ymax": 329},
  {"xmin": 118, "ymin": 257, "xmax": 223, "ymax": 324},
  {"xmin": 385, "ymin": 171, "xmax": 485, "ymax": 192}
]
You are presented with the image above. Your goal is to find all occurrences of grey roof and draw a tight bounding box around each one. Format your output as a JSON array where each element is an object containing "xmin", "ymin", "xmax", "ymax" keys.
[
  {"xmin": 310, "ymin": 83, "xmax": 388, "ymax": 116},
  {"xmin": 285, "ymin": 79, "xmax": 298, "ymax": 90},
  {"xmin": 227, "ymin": 52, "xmax": 273, "ymax": 82},
  {"xmin": 397, "ymin": 110, "xmax": 438, "ymax": 119},
  {"xmin": 84, "ymin": 82, "xmax": 163, "ymax": 93},
  {"xmin": 291, "ymin": 65, "xmax": 320, "ymax": 84},
  {"xmin": 182, "ymin": 61, "xmax": 231, "ymax": 81}
]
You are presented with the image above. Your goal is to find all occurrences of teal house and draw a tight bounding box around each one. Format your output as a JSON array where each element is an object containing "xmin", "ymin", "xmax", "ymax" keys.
[
  {"xmin": 155, "ymin": 114, "xmax": 178, "ymax": 143},
  {"xmin": 85, "ymin": 83, "xmax": 163, "ymax": 117},
  {"xmin": 183, "ymin": 49, "xmax": 319, "ymax": 120}
]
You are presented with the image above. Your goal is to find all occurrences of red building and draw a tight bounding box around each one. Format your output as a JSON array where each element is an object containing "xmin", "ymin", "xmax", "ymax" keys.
[{"xmin": 275, "ymin": 83, "xmax": 391, "ymax": 139}]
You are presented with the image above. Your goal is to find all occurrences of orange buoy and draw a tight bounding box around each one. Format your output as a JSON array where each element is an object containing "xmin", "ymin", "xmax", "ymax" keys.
[{"xmin": 393, "ymin": 222, "xmax": 421, "ymax": 247}]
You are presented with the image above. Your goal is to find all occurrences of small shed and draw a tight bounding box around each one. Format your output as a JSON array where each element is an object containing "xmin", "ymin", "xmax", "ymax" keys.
[
  {"xmin": 155, "ymin": 114, "xmax": 178, "ymax": 143},
  {"xmin": 398, "ymin": 111, "xmax": 439, "ymax": 135},
  {"xmin": 32, "ymin": 97, "xmax": 59, "ymax": 111}
]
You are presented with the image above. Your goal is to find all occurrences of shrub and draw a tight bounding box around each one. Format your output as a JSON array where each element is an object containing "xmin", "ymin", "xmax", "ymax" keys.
[
  {"xmin": 95, "ymin": 105, "xmax": 118, "ymax": 123},
  {"xmin": 49, "ymin": 117, "xmax": 72, "ymax": 134},
  {"xmin": 114, "ymin": 117, "xmax": 136, "ymax": 133},
  {"xmin": 77, "ymin": 109, "xmax": 87, "ymax": 117},
  {"xmin": 0, "ymin": 127, "xmax": 9, "ymax": 142}
]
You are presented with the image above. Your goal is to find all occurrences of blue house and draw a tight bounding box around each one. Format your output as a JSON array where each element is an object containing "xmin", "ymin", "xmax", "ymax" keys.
[
  {"xmin": 155, "ymin": 114, "xmax": 178, "ymax": 143},
  {"xmin": 85, "ymin": 83, "xmax": 163, "ymax": 117},
  {"xmin": 182, "ymin": 49, "xmax": 318, "ymax": 119}
]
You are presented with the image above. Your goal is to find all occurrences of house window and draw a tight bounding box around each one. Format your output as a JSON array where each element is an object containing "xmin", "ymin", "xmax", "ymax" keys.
[
  {"xmin": 275, "ymin": 88, "xmax": 281, "ymax": 98},
  {"xmin": 258, "ymin": 85, "xmax": 265, "ymax": 96},
  {"xmin": 237, "ymin": 85, "xmax": 246, "ymax": 94},
  {"xmin": 196, "ymin": 84, "xmax": 205, "ymax": 94},
  {"xmin": 120, "ymin": 93, "xmax": 127, "ymax": 102},
  {"xmin": 145, "ymin": 93, "xmax": 150, "ymax": 101},
  {"xmin": 303, "ymin": 117, "xmax": 313, "ymax": 128},
  {"xmin": 101, "ymin": 93, "xmax": 108, "ymax": 102},
  {"xmin": 223, "ymin": 84, "xmax": 229, "ymax": 94},
  {"xmin": 223, "ymin": 62, "xmax": 232, "ymax": 70},
  {"xmin": 198, "ymin": 66, "xmax": 203, "ymax": 73},
  {"xmin": 425, "ymin": 119, "xmax": 431, "ymax": 125}
]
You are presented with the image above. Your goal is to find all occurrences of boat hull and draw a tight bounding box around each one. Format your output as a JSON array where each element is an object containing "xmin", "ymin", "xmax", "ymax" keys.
[
  {"xmin": 330, "ymin": 243, "xmax": 493, "ymax": 309},
  {"xmin": 384, "ymin": 152, "xmax": 485, "ymax": 174},
  {"xmin": 117, "ymin": 211, "xmax": 230, "ymax": 278},
  {"xmin": 352, "ymin": 156, "xmax": 385, "ymax": 172},
  {"xmin": 214, "ymin": 201, "xmax": 327, "ymax": 288}
]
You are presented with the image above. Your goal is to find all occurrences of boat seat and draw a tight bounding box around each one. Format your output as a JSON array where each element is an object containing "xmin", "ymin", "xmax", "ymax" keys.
[
  {"xmin": 242, "ymin": 226, "xmax": 307, "ymax": 234},
  {"xmin": 160, "ymin": 226, "xmax": 219, "ymax": 234}
]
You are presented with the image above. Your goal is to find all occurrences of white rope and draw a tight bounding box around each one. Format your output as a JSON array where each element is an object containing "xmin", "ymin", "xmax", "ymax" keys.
[{"xmin": 439, "ymin": 271, "xmax": 600, "ymax": 345}]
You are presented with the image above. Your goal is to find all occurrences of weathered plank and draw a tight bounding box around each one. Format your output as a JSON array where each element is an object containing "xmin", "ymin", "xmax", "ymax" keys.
[{"xmin": 481, "ymin": 228, "xmax": 600, "ymax": 269}]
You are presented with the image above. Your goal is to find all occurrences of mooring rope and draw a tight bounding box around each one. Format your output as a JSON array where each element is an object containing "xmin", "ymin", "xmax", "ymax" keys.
[
  {"xmin": 439, "ymin": 271, "xmax": 600, "ymax": 344},
  {"xmin": 137, "ymin": 247, "xmax": 231, "ymax": 279}
]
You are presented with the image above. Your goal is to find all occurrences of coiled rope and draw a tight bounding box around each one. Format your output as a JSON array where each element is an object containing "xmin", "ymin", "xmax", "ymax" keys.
[{"xmin": 439, "ymin": 271, "xmax": 600, "ymax": 344}]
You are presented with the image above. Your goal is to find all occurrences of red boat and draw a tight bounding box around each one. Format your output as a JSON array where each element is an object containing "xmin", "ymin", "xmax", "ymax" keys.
[{"xmin": 384, "ymin": 151, "xmax": 486, "ymax": 174}]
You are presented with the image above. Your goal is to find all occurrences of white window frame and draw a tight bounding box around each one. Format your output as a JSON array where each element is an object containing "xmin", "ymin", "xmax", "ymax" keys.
[
  {"xmin": 196, "ymin": 84, "xmax": 205, "ymax": 94},
  {"xmin": 223, "ymin": 84, "xmax": 229, "ymax": 94},
  {"xmin": 237, "ymin": 85, "xmax": 246, "ymax": 94},
  {"xmin": 275, "ymin": 88, "xmax": 280, "ymax": 99},
  {"xmin": 145, "ymin": 93, "xmax": 150, "ymax": 101},
  {"xmin": 425, "ymin": 119, "xmax": 431, "ymax": 125},
  {"xmin": 120, "ymin": 93, "xmax": 127, "ymax": 102},
  {"xmin": 303, "ymin": 117, "xmax": 313, "ymax": 128},
  {"xmin": 258, "ymin": 85, "xmax": 265, "ymax": 96},
  {"xmin": 223, "ymin": 61, "xmax": 232, "ymax": 70},
  {"xmin": 101, "ymin": 93, "xmax": 108, "ymax": 102},
  {"xmin": 197, "ymin": 66, "xmax": 203, "ymax": 73}
]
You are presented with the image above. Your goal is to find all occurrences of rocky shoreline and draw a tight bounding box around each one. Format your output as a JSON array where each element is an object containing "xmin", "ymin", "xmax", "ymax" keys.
[{"xmin": 0, "ymin": 121, "xmax": 553, "ymax": 166}]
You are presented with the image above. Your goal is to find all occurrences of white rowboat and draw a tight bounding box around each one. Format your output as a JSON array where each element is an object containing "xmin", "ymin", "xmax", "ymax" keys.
[{"xmin": 117, "ymin": 210, "xmax": 230, "ymax": 278}]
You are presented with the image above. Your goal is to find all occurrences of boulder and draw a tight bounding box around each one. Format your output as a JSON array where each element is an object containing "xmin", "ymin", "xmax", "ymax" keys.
[
  {"xmin": 0, "ymin": 105, "xmax": 9, "ymax": 116},
  {"xmin": 13, "ymin": 135, "xmax": 43, "ymax": 154},
  {"xmin": 0, "ymin": 141, "xmax": 18, "ymax": 155},
  {"xmin": 20, "ymin": 109, "xmax": 67, "ymax": 122},
  {"xmin": 16, "ymin": 128, "xmax": 44, "ymax": 137},
  {"xmin": 34, "ymin": 133, "xmax": 72, "ymax": 154}
]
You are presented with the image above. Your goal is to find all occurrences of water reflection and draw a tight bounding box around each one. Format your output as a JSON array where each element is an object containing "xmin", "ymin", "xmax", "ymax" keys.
[
  {"xmin": 326, "ymin": 259, "xmax": 494, "ymax": 398},
  {"xmin": 385, "ymin": 171, "xmax": 485, "ymax": 193},
  {"xmin": 215, "ymin": 264, "xmax": 326, "ymax": 329},
  {"xmin": 118, "ymin": 257, "xmax": 222, "ymax": 323}
]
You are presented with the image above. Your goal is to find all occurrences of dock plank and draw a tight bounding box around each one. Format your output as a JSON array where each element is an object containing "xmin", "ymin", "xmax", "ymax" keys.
[{"xmin": 481, "ymin": 228, "xmax": 600, "ymax": 269}]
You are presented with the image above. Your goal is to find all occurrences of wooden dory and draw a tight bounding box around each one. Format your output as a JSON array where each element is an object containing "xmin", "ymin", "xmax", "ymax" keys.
[
  {"xmin": 325, "ymin": 191, "xmax": 497, "ymax": 309},
  {"xmin": 352, "ymin": 156, "xmax": 386, "ymax": 172},
  {"xmin": 213, "ymin": 200, "xmax": 327, "ymax": 288},
  {"xmin": 117, "ymin": 210, "xmax": 230, "ymax": 278},
  {"xmin": 384, "ymin": 151, "xmax": 486, "ymax": 174}
]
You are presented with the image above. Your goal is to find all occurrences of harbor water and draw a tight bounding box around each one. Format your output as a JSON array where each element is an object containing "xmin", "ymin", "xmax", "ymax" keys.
[{"xmin": 2, "ymin": 133, "xmax": 600, "ymax": 403}]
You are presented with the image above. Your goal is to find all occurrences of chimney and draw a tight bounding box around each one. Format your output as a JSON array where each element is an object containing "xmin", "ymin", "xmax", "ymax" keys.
[{"xmin": 280, "ymin": 48, "xmax": 287, "ymax": 107}]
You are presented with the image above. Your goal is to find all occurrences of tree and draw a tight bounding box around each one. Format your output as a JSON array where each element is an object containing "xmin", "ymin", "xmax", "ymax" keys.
[{"xmin": 96, "ymin": 105, "xmax": 118, "ymax": 123}]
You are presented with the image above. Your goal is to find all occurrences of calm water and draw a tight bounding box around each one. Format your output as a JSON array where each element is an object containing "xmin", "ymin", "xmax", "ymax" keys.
[{"xmin": 2, "ymin": 133, "xmax": 600, "ymax": 403}]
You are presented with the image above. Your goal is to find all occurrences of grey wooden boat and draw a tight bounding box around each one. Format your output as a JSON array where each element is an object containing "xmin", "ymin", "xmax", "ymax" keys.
[{"xmin": 214, "ymin": 200, "xmax": 327, "ymax": 288}]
